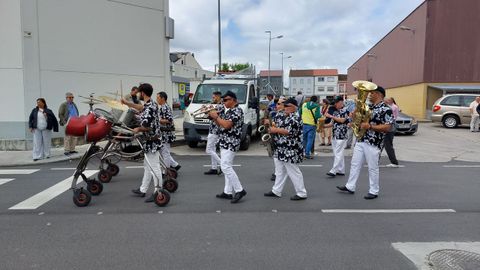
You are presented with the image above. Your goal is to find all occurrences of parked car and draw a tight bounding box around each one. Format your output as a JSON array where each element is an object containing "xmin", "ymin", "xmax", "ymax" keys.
[
  {"xmin": 395, "ymin": 112, "xmax": 418, "ymax": 135},
  {"xmin": 431, "ymin": 94, "xmax": 477, "ymax": 128}
]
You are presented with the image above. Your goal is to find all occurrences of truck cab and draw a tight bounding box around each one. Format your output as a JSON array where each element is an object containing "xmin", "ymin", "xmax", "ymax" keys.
[{"xmin": 183, "ymin": 77, "xmax": 259, "ymax": 150}]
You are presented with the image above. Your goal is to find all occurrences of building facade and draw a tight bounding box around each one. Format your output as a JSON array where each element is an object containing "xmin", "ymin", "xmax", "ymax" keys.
[
  {"xmin": 347, "ymin": 0, "xmax": 480, "ymax": 119},
  {"xmin": 289, "ymin": 69, "xmax": 341, "ymax": 99},
  {"xmin": 170, "ymin": 52, "xmax": 214, "ymax": 104},
  {"xmin": 258, "ymin": 70, "xmax": 283, "ymax": 97},
  {"xmin": 0, "ymin": 0, "xmax": 173, "ymax": 149}
]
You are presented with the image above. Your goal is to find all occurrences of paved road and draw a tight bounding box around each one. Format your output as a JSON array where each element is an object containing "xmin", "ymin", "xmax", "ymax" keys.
[{"xmin": 1, "ymin": 154, "xmax": 479, "ymax": 269}]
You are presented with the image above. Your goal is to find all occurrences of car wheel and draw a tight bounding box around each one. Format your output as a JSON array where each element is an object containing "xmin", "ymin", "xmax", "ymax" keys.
[{"xmin": 442, "ymin": 115, "xmax": 459, "ymax": 128}]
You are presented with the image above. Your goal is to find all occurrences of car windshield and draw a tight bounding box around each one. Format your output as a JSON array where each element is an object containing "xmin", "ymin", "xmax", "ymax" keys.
[{"xmin": 193, "ymin": 84, "xmax": 247, "ymax": 104}]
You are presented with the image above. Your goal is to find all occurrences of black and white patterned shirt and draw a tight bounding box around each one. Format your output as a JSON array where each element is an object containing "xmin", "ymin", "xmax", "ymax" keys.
[
  {"xmin": 158, "ymin": 103, "xmax": 176, "ymax": 144},
  {"xmin": 359, "ymin": 101, "xmax": 394, "ymax": 149},
  {"xmin": 208, "ymin": 104, "xmax": 224, "ymax": 135},
  {"xmin": 332, "ymin": 108, "xmax": 351, "ymax": 140},
  {"xmin": 273, "ymin": 111, "xmax": 304, "ymax": 163},
  {"xmin": 140, "ymin": 100, "xmax": 162, "ymax": 153},
  {"xmin": 218, "ymin": 105, "xmax": 244, "ymax": 152}
]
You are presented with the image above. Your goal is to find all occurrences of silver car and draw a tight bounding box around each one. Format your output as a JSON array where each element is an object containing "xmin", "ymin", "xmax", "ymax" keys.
[{"xmin": 431, "ymin": 94, "xmax": 477, "ymax": 128}]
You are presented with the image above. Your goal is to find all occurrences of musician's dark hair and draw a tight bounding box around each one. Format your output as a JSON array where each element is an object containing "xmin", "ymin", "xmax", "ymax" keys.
[
  {"xmin": 213, "ymin": 91, "xmax": 222, "ymax": 96},
  {"xmin": 158, "ymin": 91, "xmax": 168, "ymax": 100},
  {"xmin": 131, "ymin": 86, "xmax": 139, "ymax": 92},
  {"xmin": 267, "ymin": 93, "xmax": 274, "ymax": 98},
  {"xmin": 310, "ymin": 95, "xmax": 318, "ymax": 102},
  {"xmin": 138, "ymin": 83, "xmax": 153, "ymax": 97}
]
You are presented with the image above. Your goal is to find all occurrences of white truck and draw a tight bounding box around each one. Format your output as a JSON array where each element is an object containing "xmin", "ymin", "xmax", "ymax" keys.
[{"xmin": 183, "ymin": 75, "xmax": 260, "ymax": 150}]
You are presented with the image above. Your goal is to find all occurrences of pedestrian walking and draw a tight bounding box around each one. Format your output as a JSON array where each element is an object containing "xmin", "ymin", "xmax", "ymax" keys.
[
  {"xmin": 300, "ymin": 95, "xmax": 321, "ymax": 159},
  {"xmin": 469, "ymin": 96, "xmax": 480, "ymax": 132},
  {"xmin": 382, "ymin": 97, "xmax": 399, "ymax": 167}
]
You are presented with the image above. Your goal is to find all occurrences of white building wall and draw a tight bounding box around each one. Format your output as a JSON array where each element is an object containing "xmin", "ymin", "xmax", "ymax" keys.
[
  {"xmin": 314, "ymin": 76, "xmax": 338, "ymax": 98},
  {"xmin": 0, "ymin": 0, "xmax": 172, "ymax": 144},
  {"xmin": 289, "ymin": 76, "xmax": 314, "ymax": 96},
  {"xmin": 0, "ymin": 0, "xmax": 25, "ymax": 124}
]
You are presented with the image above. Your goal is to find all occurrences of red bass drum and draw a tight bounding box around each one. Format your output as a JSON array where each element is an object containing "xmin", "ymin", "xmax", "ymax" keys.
[
  {"xmin": 65, "ymin": 113, "xmax": 97, "ymax": 137},
  {"xmin": 85, "ymin": 118, "xmax": 113, "ymax": 142}
]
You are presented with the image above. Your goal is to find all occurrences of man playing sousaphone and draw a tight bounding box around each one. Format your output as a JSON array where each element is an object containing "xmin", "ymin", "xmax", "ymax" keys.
[{"xmin": 336, "ymin": 84, "xmax": 394, "ymax": 200}]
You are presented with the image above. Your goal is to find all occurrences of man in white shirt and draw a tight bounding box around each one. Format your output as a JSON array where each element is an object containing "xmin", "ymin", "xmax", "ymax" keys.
[{"xmin": 469, "ymin": 96, "xmax": 480, "ymax": 132}]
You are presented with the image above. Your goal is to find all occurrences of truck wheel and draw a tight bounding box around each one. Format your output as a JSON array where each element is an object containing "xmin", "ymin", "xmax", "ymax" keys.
[
  {"xmin": 188, "ymin": 141, "xmax": 198, "ymax": 148},
  {"xmin": 240, "ymin": 134, "xmax": 251, "ymax": 151}
]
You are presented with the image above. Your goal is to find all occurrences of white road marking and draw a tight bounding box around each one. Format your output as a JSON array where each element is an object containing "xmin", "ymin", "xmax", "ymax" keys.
[
  {"xmin": 364, "ymin": 165, "xmax": 406, "ymax": 168},
  {"xmin": 0, "ymin": 178, "xmax": 15, "ymax": 186},
  {"xmin": 0, "ymin": 169, "xmax": 39, "ymax": 175},
  {"xmin": 9, "ymin": 170, "xmax": 98, "ymax": 210},
  {"xmin": 125, "ymin": 166, "xmax": 143, "ymax": 169},
  {"xmin": 321, "ymin": 209, "xmax": 456, "ymax": 213},
  {"xmin": 50, "ymin": 168, "xmax": 77, "ymax": 171},
  {"xmin": 442, "ymin": 165, "xmax": 480, "ymax": 168},
  {"xmin": 299, "ymin": 164, "xmax": 323, "ymax": 167}
]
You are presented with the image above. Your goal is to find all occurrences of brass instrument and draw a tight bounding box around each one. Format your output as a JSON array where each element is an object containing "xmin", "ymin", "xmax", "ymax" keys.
[
  {"xmin": 192, "ymin": 104, "xmax": 217, "ymax": 117},
  {"xmin": 351, "ymin": 80, "xmax": 378, "ymax": 139},
  {"xmin": 258, "ymin": 112, "xmax": 276, "ymax": 157}
]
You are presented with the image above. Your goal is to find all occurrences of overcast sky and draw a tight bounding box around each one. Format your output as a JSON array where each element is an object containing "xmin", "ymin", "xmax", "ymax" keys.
[{"xmin": 170, "ymin": 0, "xmax": 424, "ymax": 74}]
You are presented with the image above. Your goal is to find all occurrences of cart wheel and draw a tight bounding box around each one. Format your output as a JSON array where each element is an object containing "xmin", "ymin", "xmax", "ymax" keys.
[
  {"xmin": 107, "ymin": 164, "xmax": 120, "ymax": 176},
  {"xmin": 73, "ymin": 188, "xmax": 91, "ymax": 207},
  {"xmin": 98, "ymin": 170, "xmax": 112, "ymax": 183},
  {"xmin": 163, "ymin": 179, "xmax": 178, "ymax": 193},
  {"xmin": 167, "ymin": 168, "xmax": 178, "ymax": 179},
  {"xmin": 154, "ymin": 190, "xmax": 170, "ymax": 207},
  {"xmin": 87, "ymin": 180, "xmax": 103, "ymax": 196}
]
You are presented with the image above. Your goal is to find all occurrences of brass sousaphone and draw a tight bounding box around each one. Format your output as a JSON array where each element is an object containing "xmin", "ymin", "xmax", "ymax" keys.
[{"xmin": 351, "ymin": 80, "xmax": 378, "ymax": 139}]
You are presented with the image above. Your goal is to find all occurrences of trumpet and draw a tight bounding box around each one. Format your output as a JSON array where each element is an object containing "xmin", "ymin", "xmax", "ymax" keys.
[{"xmin": 192, "ymin": 104, "xmax": 217, "ymax": 117}]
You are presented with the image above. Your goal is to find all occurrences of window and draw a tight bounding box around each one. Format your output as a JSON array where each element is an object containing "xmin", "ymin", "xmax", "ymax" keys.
[
  {"xmin": 462, "ymin": 95, "xmax": 476, "ymax": 107},
  {"xmin": 300, "ymin": 79, "xmax": 304, "ymax": 84},
  {"xmin": 327, "ymin": 77, "xmax": 335, "ymax": 82},
  {"xmin": 440, "ymin": 96, "xmax": 462, "ymax": 106},
  {"xmin": 317, "ymin": 87, "xmax": 324, "ymax": 92},
  {"xmin": 318, "ymin": 77, "xmax": 325, "ymax": 82},
  {"xmin": 307, "ymin": 78, "xmax": 311, "ymax": 84},
  {"xmin": 327, "ymin": 86, "xmax": 334, "ymax": 92},
  {"xmin": 293, "ymin": 79, "xmax": 297, "ymax": 84}
]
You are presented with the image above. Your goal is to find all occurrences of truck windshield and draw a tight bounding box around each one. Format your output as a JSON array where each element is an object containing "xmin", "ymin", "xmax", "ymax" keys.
[{"xmin": 193, "ymin": 84, "xmax": 247, "ymax": 104}]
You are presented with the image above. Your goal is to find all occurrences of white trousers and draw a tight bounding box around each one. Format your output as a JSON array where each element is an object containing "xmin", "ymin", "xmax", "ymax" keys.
[
  {"xmin": 272, "ymin": 158, "xmax": 307, "ymax": 197},
  {"xmin": 32, "ymin": 129, "xmax": 52, "ymax": 159},
  {"xmin": 160, "ymin": 143, "xmax": 178, "ymax": 168},
  {"xmin": 329, "ymin": 139, "xmax": 347, "ymax": 174},
  {"xmin": 206, "ymin": 133, "xmax": 221, "ymax": 169},
  {"xmin": 470, "ymin": 115, "xmax": 480, "ymax": 131},
  {"xmin": 345, "ymin": 142, "xmax": 381, "ymax": 195},
  {"xmin": 140, "ymin": 151, "xmax": 163, "ymax": 193},
  {"xmin": 220, "ymin": 148, "xmax": 243, "ymax": 194}
]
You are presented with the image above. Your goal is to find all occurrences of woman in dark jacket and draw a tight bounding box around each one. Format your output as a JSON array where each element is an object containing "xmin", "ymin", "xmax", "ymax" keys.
[{"xmin": 29, "ymin": 98, "xmax": 59, "ymax": 161}]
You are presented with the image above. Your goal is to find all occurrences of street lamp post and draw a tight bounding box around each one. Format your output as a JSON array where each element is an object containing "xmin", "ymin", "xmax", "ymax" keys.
[
  {"xmin": 265, "ymin": 31, "xmax": 283, "ymax": 95},
  {"xmin": 280, "ymin": 52, "xmax": 291, "ymax": 96},
  {"xmin": 218, "ymin": 0, "xmax": 221, "ymax": 74}
]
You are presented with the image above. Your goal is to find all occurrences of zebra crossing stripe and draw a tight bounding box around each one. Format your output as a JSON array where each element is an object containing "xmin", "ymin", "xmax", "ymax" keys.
[
  {"xmin": 0, "ymin": 169, "xmax": 39, "ymax": 175},
  {"xmin": 0, "ymin": 178, "xmax": 15, "ymax": 186},
  {"xmin": 9, "ymin": 170, "xmax": 98, "ymax": 210}
]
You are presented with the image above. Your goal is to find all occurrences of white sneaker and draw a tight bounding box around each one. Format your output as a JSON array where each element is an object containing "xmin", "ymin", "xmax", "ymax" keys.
[{"xmin": 386, "ymin": 163, "xmax": 399, "ymax": 168}]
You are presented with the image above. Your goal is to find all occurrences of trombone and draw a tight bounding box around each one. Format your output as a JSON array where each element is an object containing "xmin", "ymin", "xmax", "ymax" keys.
[{"xmin": 192, "ymin": 104, "xmax": 217, "ymax": 117}]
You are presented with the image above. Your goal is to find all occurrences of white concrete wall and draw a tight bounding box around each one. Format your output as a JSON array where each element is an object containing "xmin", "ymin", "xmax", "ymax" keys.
[
  {"xmin": 314, "ymin": 76, "xmax": 338, "ymax": 96},
  {"xmin": 0, "ymin": 0, "xmax": 25, "ymax": 122},
  {"xmin": 0, "ymin": 0, "xmax": 172, "ymax": 141}
]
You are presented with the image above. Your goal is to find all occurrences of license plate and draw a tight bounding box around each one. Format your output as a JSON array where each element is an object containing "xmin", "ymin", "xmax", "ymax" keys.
[{"xmin": 398, "ymin": 124, "xmax": 410, "ymax": 129}]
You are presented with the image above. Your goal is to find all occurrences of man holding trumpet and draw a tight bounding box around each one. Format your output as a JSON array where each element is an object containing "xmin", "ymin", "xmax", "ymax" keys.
[
  {"xmin": 204, "ymin": 91, "xmax": 224, "ymax": 175},
  {"xmin": 208, "ymin": 91, "xmax": 247, "ymax": 204}
]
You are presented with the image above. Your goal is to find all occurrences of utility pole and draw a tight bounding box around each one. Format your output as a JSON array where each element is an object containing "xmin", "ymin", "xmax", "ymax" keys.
[{"xmin": 218, "ymin": 0, "xmax": 221, "ymax": 74}]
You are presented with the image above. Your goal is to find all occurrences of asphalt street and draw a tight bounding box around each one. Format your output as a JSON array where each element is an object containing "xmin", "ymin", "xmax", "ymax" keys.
[{"xmin": 1, "ymin": 154, "xmax": 479, "ymax": 269}]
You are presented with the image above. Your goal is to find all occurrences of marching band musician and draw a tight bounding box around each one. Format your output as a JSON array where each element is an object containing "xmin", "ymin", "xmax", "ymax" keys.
[
  {"xmin": 208, "ymin": 91, "xmax": 247, "ymax": 204},
  {"xmin": 336, "ymin": 86, "xmax": 394, "ymax": 200},
  {"xmin": 156, "ymin": 91, "xmax": 181, "ymax": 172},
  {"xmin": 324, "ymin": 96, "xmax": 350, "ymax": 177},
  {"xmin": 204, "ymin": 91, "xmax": 224, "ymax": 175},
  {"xmin": 264, "ymin": 98, "xmax": 308, "ymax": 201},
  {"xmin": 266, "ymin": 97, "xmax": 285, "ymax": 181},
  {"xmin": 122, "ymin": 83, "xmax": 163, "ymax": 202}
]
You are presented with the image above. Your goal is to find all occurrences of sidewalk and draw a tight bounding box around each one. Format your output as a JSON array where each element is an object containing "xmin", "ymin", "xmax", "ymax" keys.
[{"xmin": 0, "ymin": 116, "xmax": 186, "ymax": 167}]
